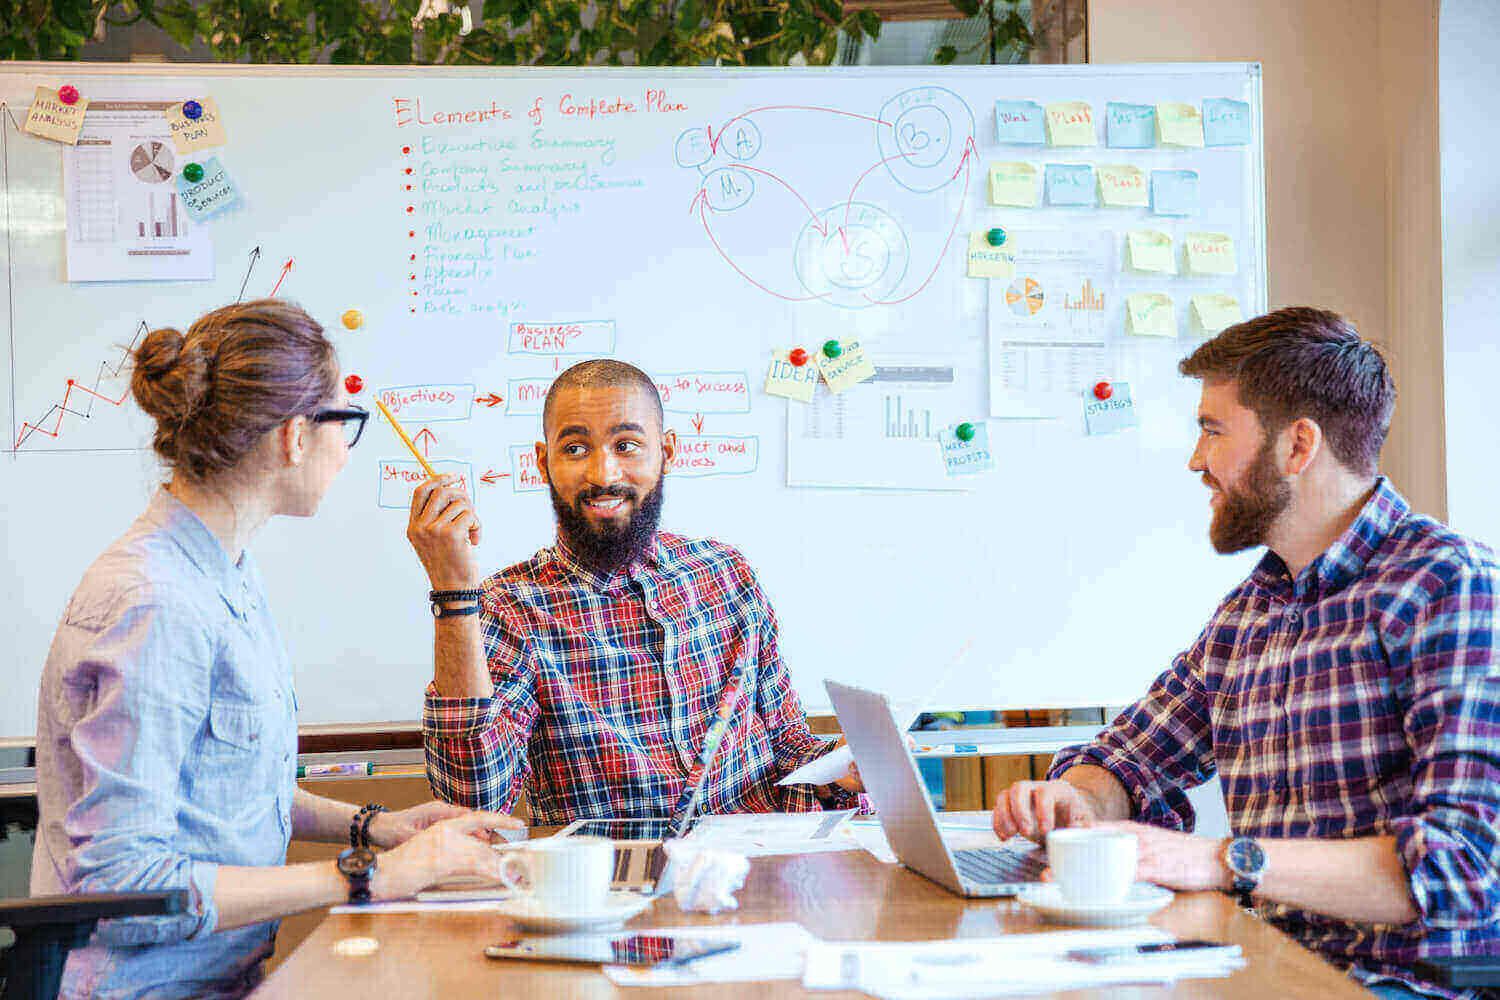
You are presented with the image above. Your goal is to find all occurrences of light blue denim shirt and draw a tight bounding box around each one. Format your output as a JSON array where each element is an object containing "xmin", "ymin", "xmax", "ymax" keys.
[{"xmin": 31, "ymin": 489, "xmax": 298, "ymax": 999}]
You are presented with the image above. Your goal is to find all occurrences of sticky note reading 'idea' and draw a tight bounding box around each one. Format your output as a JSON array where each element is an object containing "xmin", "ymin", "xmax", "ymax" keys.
[
  {"xmin": 177, "ymin": 156, "xmax": 242, "ymax": 222},
  {"xmin": 764, "ymin": 350, "xmax": 819, "ymax": 403}
]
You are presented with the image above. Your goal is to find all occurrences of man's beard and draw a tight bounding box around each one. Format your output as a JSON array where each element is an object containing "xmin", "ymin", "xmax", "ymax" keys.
[
  {"xmin": 550, "ymin": 475, "xmax": 665, "ymax": 574},
  {"xmin": 1208, "ymin": 438, "xmax": 1293, "ymax": 555}
]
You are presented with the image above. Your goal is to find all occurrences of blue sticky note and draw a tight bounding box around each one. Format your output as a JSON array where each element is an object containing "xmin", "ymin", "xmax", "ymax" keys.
[
  {"xmin": 1202, "ymin": 98, "xmax": 1252, "ymax": 146},
  {"xmin": 176, "ymin": 156, "xmax": 242, "ymax": 222},
  {"xmin": 1105, "ymin": 102, "xmax": 1156, "ymax": 148},
  {"xmin": 994, "ymin": 100, "xmax": 1046, "ymax": 145},
  {"xmin": 1045, "ymin": 163, "xmax": 1096, "ymax": 207},
  {"xmin": 1084, "ymin": 383, "xmax": 1138, "ymax": 436},
  {"xmin": 941, "ymin": 422, "xmax": 994, "ymax": 476},
  {"xmin": 1150, "ymin": 169, "xmax": 1200, "ymax": 217}
]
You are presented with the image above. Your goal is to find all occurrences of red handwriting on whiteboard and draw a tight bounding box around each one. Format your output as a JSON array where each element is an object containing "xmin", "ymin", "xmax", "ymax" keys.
[
  {"xmin": 513, "ymin": 323, "xmax": 582, "ymax": 352},
  {"xmin": 393, "ymin": 97, "xmax": 512, "ymax": 128}
]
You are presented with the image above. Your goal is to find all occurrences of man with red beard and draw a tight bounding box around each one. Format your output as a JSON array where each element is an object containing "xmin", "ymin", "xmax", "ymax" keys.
[
  {"xmin": 403, "ymin": 359, "xmax": 860, "ymax": 825},
  {"xmin": 993, "ymin": 308, "xmax": 1500, "ymax": 999}
]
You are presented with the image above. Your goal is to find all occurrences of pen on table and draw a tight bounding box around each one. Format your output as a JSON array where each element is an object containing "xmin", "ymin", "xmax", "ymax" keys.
[
  {"xmin": 375, "ymin": 398, "xmax": 438, "ymax": 478},
  {"xmin": 297, "ymin": 761, "xmax": 373, "ymax": 779}
]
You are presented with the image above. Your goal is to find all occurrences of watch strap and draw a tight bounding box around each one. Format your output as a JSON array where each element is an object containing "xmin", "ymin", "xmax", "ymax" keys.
[{"xmin": 433, "ymin": 602, "xmax": 481, "ymax": 618}]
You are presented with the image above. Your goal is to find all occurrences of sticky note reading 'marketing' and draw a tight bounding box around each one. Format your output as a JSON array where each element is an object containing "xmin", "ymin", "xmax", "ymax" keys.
[
  {"xmin": 1097, "ymin": 164, "xmax": 1148, "ymax": 207},
  {"xmin": 1126, "ymin": 230, "xmax": 1175, "ymax": 273},
  {"xmin": 1045, "ymin": 101, "xmax": 1096, "ymax": 146},
  {"xmin": 23, "ymin": 86, "xmax": 88, "ymax": 144},
  {"xmin": 967, "ymin": 231, "xmax": 1016, "ymax": 279},
  {"xmin": 1127, "ymin": 293, "xmax": 1177, "ymax": 338},
  {"xmin": 989, "ymin": 162, "xmax": 1038, "ymax": 207},
  {"xmin": 1156, "ymin": 102, "xmax": 1205, "ymax": 148},
  {"xmin": 1184, "ymin": 232, "xmax": 1237, "ymax": 275}
]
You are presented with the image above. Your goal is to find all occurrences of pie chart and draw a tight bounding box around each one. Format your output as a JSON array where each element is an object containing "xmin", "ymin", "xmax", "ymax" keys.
[
  {"xmin": 129, "ymin": 141, "xmax": 175, "ymax": 184},
  {"xmin": 1006, "ymin": 277, "xmax": 1045, "ymax": 316}
]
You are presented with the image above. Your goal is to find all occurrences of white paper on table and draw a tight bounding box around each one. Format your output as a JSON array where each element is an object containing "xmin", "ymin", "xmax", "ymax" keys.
[
  {"xmin": 684, "ymin": 810, "xmax": 857, "ymax": 857},
  {"xmin": 603, "ymin": 922, "xmax": 813, "ymax": 986},
  {"xmin": 778, "ymin": 745, "xmax": 854, "ymax": 787},
  {"xmin": 330, "ymin": 899, "xmax": 512, "ymax": 914}
]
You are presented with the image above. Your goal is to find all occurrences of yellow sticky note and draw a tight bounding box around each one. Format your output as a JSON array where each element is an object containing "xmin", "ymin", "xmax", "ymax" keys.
[
  {"xmin": 989, "ymin": 162, "xmax": 1038, "ymax": 207},
  {"xmin": 1192, "ymin": 294, "xmax": 1244, "ymax": 334},
  {"xmin": 1044, "ymin": 101, "xmax": 1096, "ymax": 147},
  {"xmin": 1184, "ymin": 232, "xmax": 1237, "ymax": 275},
  {"xmin": 815, "ymin": 341, "xmax": 876, "ymax": 395},
  {"xmin": 764, "ymin": 350, "xmax": 819, "ymax": 403},
  {"xmin": 1126, "ymin": 230, "xmax": 1175, "ymax": 274},
  {"xmin": 1127, "ymin": 293, "xmax": 1177, "ymax": 338},
  {"xmin": 22, "ymin": 87, "xmax": 88, "ymax": 145},
  {"xmin": 1156, "ymin": 102, "xmax": 1205, "ymax": 148},
  {"xmin": 967, "ymin": 231, "xmax": 1016, "ymax": 279},
  {"xmin": 165, "ymin": 98, "xmax": 228, "ymax": 154},
  {"xmin": 1096, "ymin": 164, "xmax": 1148, "ymax": 207}
]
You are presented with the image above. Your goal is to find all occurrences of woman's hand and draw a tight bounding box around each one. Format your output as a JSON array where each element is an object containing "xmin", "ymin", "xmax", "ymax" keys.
[{"xmin": 371, "ymin": 810, "xmax": 522, "ymax": 901}]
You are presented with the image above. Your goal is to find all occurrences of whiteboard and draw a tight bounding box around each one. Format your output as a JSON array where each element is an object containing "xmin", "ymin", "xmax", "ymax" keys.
[{"xmin": 0, "ymin": 63, "xmax": 1266, "ymax": 738}]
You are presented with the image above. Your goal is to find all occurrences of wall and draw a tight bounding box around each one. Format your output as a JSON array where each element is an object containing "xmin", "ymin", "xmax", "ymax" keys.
[{"xmin": 1091, "ymin": 0, "xmax": 1447, "ymax": 520}]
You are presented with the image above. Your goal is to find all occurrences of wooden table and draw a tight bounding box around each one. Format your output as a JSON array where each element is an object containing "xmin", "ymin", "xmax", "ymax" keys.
[{"xmin": 254, "ymin": 847, "xmax": 1370, "ymax": 998}]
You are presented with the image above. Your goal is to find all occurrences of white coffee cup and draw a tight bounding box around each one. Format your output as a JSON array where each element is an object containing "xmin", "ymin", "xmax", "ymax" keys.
[
  {"xmin": 497, "ymin": 835, "xmax": 615, "ymax": 913},
  {"xmin": 1045, "ymin": 828, "xmax": 1138, "ymax": 904}
]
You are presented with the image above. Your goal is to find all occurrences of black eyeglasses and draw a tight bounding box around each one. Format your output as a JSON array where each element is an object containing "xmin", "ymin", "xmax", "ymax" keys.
[{"xmin": 312, "ymin": 404, "xmax": 368, "ymax": 448}]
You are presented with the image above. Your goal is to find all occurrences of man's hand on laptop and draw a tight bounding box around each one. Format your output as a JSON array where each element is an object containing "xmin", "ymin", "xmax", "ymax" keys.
[{"xmin": 992, "ymin": 779, "xmax": 1097, "ymax": 843}]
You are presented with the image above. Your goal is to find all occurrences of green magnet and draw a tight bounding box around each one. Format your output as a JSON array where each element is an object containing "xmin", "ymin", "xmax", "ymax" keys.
[
  {"xmin": 985, "ymin": 228, "xmax": 1007, "ymax": 247},
  {"xmin": 822, "ymin": 339, "xmax": 842, "ymax": 359},
  {"xmin": 183, "ymin": 162, "xmax": 204, "ymax": 183},
  {"xmin": 956, "ymin": 422, "xmax": 976, "ymax": 442}
]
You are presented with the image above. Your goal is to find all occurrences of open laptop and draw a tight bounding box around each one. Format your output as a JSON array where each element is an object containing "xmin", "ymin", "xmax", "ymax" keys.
[{"xmin": 826, "ymin": 679, "xmax": 1047, "ymax": 897}]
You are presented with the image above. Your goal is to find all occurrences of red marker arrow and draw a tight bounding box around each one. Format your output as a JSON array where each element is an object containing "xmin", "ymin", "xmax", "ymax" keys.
[
  {"xmin": 413, "ymin": 427, "xmax": 437, "ymax": 457},
  {"xmin": 691, "ymin": 413, "xmax": 704, "ymax": 434},
  {"xmin": 476, "ymin": 392, "xmax": 504, "ymax": 407},
  {"xmin": 480, "ymin": 469, "xmax": 509, "ymax": 486},
  {"xmin": 270, "ymin": 257, "xmax": 293, "ymax": 297}
]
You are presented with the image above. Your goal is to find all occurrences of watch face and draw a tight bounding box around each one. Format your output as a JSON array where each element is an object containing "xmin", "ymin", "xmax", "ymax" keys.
[
  {"xmin": 338, "ymin": 846, "xmax": 377, "ymax": 877},
  {"xmin": 1227, "ymin": 838, "xmax": 1266, "ymax": 876}
]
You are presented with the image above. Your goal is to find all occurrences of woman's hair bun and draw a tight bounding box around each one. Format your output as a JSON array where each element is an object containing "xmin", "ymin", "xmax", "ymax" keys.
[{"xmin": 130, "ymin": 326, "xmax": 208, "ymax": 426}]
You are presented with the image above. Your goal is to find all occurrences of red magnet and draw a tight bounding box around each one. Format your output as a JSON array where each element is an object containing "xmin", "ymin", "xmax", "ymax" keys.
[
  {"xmin": 344, "ymin": 375, "xmax": 364, "ymax": 394},
  {"xmin": 1093, "ymin": 381, "xmax": 1113, "ymax": 400},
  {"xmin": 402, "ymin": 146, "xmax": 411, "ymax": 154},
  {"xmin": 788, "ymin": 348, "xmax": 808, "ymax": 367},
  {"xmin": 58, "ymin": 85, "xmax": 79, "ymax": 106}
]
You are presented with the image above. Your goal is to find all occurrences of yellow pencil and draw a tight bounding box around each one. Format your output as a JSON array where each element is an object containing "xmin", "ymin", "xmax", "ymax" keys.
[{"xmin": 374, "ymin": 398, "xmax": 438, "ymax": 478}]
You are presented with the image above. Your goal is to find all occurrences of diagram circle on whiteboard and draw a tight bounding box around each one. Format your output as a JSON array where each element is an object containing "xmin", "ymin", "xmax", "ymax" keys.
[
  {"xmin": 701, "ymin": 166, "xmax": 754, "ymax": 212},
  {"xmin": 1006, "ymin": 277, "xmax": 1045, "ymax": 316},
  {"xmin": 877, "ymin": 87, "xmax": 975, "ymax": 193},
  {"xmin": 793, "ymin": 202, "xmax": 909, "ymax": 309},
  {"xmin": 720, "ymin": 118, "xmax": 763, "ymax": 161},
  {"xmin": 129, "ymin": 141, "xmax": 175, "ymax": 184}
]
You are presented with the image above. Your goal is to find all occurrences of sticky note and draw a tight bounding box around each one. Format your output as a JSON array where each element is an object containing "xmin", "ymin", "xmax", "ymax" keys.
[
  {"xmin": 989, "ymin": 162, "xmax": 1039, "ymax": 207},
  {"xmin": 1126, "ymin": 294, "xmax": 1177, "ymax": 338},
  {"xmin": 1150, "ymin": 169, "xmax": 1200, "ymax": 217},
  {"xmin": 1191, "ymin": 294, "xmax": 1244, "ymax": 335},
  {"xmin": 1184, "ymin": 232, "xmax": 1237, "ymax": 275},
  {"xmin": 1126, "ymin": 230, "xmax": 1175, "ymax": 274},
  {"xmin": 1156, "ymin": 102, "xmax": 1205, "ymax": 148},
  {"xmin": 941, "ymin": 422, "xmax": 994, "ymax": 476},
  {"xmin": 177, "ymin": 156, "xmax": 243, "ymax": 222},
  {"xmin": 816, "ymin": 340, "xmax": 876, "ymax": 395},
  {"xmin": 764, "ymin": 351, "xmax": 819, "ymax": 403},
  {"xmin": 1084, "ymin": 383, "xmax": 1139, "ymax": 435},
  {"xmin": 1105, "ymin": 102, "xmax": 1156, "ymax": 148},
  {"xmin": 1203, "ymin": 98, "xmax": 1252, "ymax": 146},
  {"xmin": 994, "ymin": 101, "xmax": 1046, "ymax": 145},
  {"xmin": 1044, "ymin": 101, "xmax": 1096, "ymax": 146},
  {"xmin": 967, "ymin": 231, "xmax": 1016, "ymax": 279},
  {"xmin": 165, "ymin": 98, "xmax": 227, "ymax": 153},
  {"xmin": 1045, "ymin": 163, "xmax": 1095, "ymax": 206},
  {"xmin": 22, "ymin": 87, "xmax": 88, "ymax": 145},
  {"xmin": 1097, "ymin": 164, "xmax": 1148, "ymax": 207}
]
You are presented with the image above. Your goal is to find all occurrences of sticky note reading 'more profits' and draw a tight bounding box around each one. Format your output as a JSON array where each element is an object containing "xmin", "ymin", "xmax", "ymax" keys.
[
  {"xmin": 1084, "ymin": 383, "xmax": 1138, "ymax": 436},
  {"xmin": 1192, "ymin": 294, "xmax": 1244, "ymax": 335},
  {"xmin": 1202, "ymin": 98, "xmax": 1252, "ymax": 146},
  {"xmin": 941, "ymin": 422, "xmax": 994, "ymax": 476},
  {"xmin": 815, "ymin": 341, "xmax": 876, "ymax": 395},
  {"xmin": 1105, "ymin": 102, "xmax": 1156, "ymax": 148},
  {"xmin": 1045, "ymin": 101, "xmax": 1097, "ymax": 146},
  {"xmin": 967, "ymin": 231, "xmax": 1016, "ymax": 279},
  {"xmin": 177, "ymin": 156, "xmax": 242, "ymax": 222},
  {"xmin": 1184, "ymin": 232, "xmax": 1237, "ymax": 275},
  {"xmin": 1127, "ymin": 293, "xmax": 1177, "ymax": 338},
  {"xmin": 994, "ymin": 101, "xmax": 1046, "ymax": 145},
  {"xmin": 1097, "ymin": 164, "xmax": 1148, "ymax": 207},
  {"xmin": 23, "ymin": 87, "xmax": 88, "ymax": 144},
  {"xmin": 1156, "ymin": 102, "xmax": 1205, "ymax": 148},
  {"xmin": 1126, "ymin": 230, "xmax": 1175, "ymax": 273},
  {"xmin": 165, "ymin": 98, "xmax": 227, "ymax": 153},
  {"xmin": 989, "ymin": 162, "xmax": 1039, "ymax": 207},
  {"xmin": 764, "ymin": 350, "xmax": 819, "ymax": 403}
]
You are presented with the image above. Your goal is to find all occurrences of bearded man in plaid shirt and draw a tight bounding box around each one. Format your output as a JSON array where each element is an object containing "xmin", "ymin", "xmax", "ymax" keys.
[
  {"xmin": 994, "ymin": 307, "xmax": 1500, "ymax": 999},
  {"xmin": 403, "ymin": 359, "xmax": 861, "ymax": 828}
]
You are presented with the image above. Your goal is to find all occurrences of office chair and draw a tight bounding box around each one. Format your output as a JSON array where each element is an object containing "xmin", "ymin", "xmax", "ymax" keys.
[{"xmin": 0, "ymin": 891, "xmax": 187, "ymax": 1000}]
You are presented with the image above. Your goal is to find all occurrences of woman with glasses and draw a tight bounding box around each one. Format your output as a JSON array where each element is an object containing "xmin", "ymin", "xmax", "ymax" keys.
[{"xmin": 30, "ymin": 300, "xmax": 516, "ymax": 1000}]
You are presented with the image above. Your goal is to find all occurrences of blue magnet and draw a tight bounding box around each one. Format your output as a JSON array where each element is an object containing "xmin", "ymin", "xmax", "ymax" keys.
[{"xmin": 183, "ymin": 100, "xmax": 203, "ymax": 120}]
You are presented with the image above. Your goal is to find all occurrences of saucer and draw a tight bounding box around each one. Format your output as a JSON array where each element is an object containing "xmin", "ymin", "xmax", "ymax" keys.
[
  {"xmin": 1015, "ymin": 882, "xmax": 1174, "ymax": 927},
  {"xmin": 494, "ymin": 891, "xmax": 653, "ymax": 932}
]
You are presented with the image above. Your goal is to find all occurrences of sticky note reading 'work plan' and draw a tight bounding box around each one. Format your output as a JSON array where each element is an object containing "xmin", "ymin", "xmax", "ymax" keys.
[
  {"xmin": 941, "ymin": 422, "xmax": 995, "ymax": 476},
  {"xmin": 1191, "ymin": 294, "xmax": 1244, "ymax": 335},
  {"xmin": 1151, "ymin": 169, "xmax": 1200, "ymax": 217},
  {"xmin": 994, "ymin": 101, "xmax": 1046, "ymax": 145},
  {"xmin": 1202, "ymin": 98, "xmax": 1252, "ymax": 146},
  {"xmin": 177, "ymin": 156, "xmax": 242, "ymax": 222},
  {"xmin": 23, "ymin": 87, "xmax": 88, "ymax": 144},
  {"xmin": 1096, "ymin": 164, "xmax": 1148, "ymax": 207},
  {"xmin": 1045, "ymin": 164, "xmax": 1095, "ymax": 206},
  {"xmin": 165, "ymin": 98, "xmax": 227, "ymax": 153},
  {"xmin": 1084, "ymin": 383, "xmax": 1138, "ymax": 436},
  {"xmin": 1156, "ymin": 102, "xmax": 1205, "ymax": 148},
  {"xmin": 989, "ymin": 162, "xmax": 1038, "ymax": 207},
  {"xmin": 815, "ymin": 341, "xmax": 876, "ymax": 395},
  {"xmin": 764, "ymin": 350, "xmax": 819, "ymax": 403},
  {"xmin": 1105, "ymin": 102, "xmax": 1156, "ymax": 148},
  {"xmin": 967, "ymin": 231, "xmax": 1016, "ymax": 279},
  {"xmin": 1044, "ymin": 102, "xmax": 1096, "ymax": 146},
  {"xmin": 1126, "ymin": 230, "xmax": 1175, "ymax": 273},
  {"xmin": 1184, "ymin": 232, "xmax": 1237, "ymax": 274},
  {"xmin": 1127, "ymin": 293, "xmax": 1177, "ymax": 338}
]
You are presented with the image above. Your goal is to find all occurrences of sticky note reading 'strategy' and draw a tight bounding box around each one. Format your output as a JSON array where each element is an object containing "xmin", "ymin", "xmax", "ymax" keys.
[
  {"xmin": 989, "ymin": 162, "xmax": 1038, "ymax": 207},
  {"xmin": 1126, "ymin": 293, "xmax": 1177, "ymax": 338},
  {"xmin": 1045, "ymin": 164, "xmax": 1095, "ymax": 206},
  {"xmin": 967, "ymin": 231, "xmax": 1015, "ymax": 279},
  {"xmin": 941, "ymin": 422, "xmax": 994, "ymax": 476},
  {"xmin": 1184, "ymin": 232, "xmax": 1237, "ymax": 275},
  {"xmin": 764, "ymin": 350, "xmax": 819, "ymax": 403},
  {"xmin": 23, "ymin": 87, "xmax": 88, "ymax": 144},
  {"xmin": 177, "ymin": 156, "xmax": 243, "ymax": 222},
  {"xmin": 1156, "ymin": 102, "xmax": 1205, "ymax": 148},
  {"xmin": 1084, "ymin": 383, "xmax": 1139, "ymax": 436},
  {"xmin": 1105, "ymin": 102, "xmax": 1156, "ymax": 148},
  {"xmin": 815, "ymin": 341, "xmax": 876, "ymax": 395},
  {"xmin": 1151, "ymin": 169, "xmax": 1200, "ymax": 217},
  {"xmin": 994, "ymin": 101, "xmax": 1046, "ymax": 145},
  {"xmin": 1096, "ymin": 164, "xmax": 1148, "ymax": 207},
  {"xmin": 1191, "ymin": 294, "xmax": 1244, "ymax": 335},
  {"xmin": 1126, "ymin": 230, "xmax": 1175, "ymax": 273},
  {"xmin": 165, "ymin": 98, "xmax": 227, "ymax": 153},
  {"xmin": 1202, "ymin": 98, "xmax": 1252, "ymax": 146},
  {"xmin": 1044, "ymin": 102, "xmax": 1096, "ymax": 146}
]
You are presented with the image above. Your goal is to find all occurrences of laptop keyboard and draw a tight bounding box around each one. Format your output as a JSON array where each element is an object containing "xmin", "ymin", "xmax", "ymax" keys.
[{"xmin": 953, "ymin": 846, "xmax": 1047, "ymax": 885}]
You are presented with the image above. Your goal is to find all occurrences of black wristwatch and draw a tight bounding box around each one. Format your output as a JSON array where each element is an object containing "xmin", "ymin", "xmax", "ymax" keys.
[
  {"xmin": 1223, "ymin": 836, "xmax": 1267, "ymax": 908},
  {"xmin": 337, "ymin": 846, "xmax": 378, "ymax": 905}
]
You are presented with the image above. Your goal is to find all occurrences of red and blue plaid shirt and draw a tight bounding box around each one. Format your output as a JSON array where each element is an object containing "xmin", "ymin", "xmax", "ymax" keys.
[
  {"xmin": 423, "ymin": 530, "xmax": 845, "ymax": 825},
  {"xmin": 1052, "ymin": 478, "xmax": 1500, "ymax": 998}
]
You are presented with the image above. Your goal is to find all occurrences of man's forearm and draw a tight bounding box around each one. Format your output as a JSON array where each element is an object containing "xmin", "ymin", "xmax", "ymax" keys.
[
  {"xmin": 1255, "ymin": 835, "xmax": 1418, "ymax": 925},
  {"xmin": 290, "ymin": 788, "xmax": 360, "ymax": 843},
  {"xmin": 1061, "ymin": 764, "xmax": 1133, "ymax": 821},
  {"xmin": 433, "ymin": 615, "xmax": 491, "ymax": 698}
]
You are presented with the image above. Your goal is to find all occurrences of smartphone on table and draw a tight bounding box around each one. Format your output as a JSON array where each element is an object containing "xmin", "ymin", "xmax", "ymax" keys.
[{"xmin": 485, "ymin": 933, "xmax": 740, "ymax": 967}]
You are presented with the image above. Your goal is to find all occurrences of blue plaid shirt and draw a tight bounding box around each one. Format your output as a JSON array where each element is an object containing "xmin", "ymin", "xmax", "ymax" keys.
[{"xmin": 1052, "ymin": 478, "xmax": 1500, "ymax": 997}]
